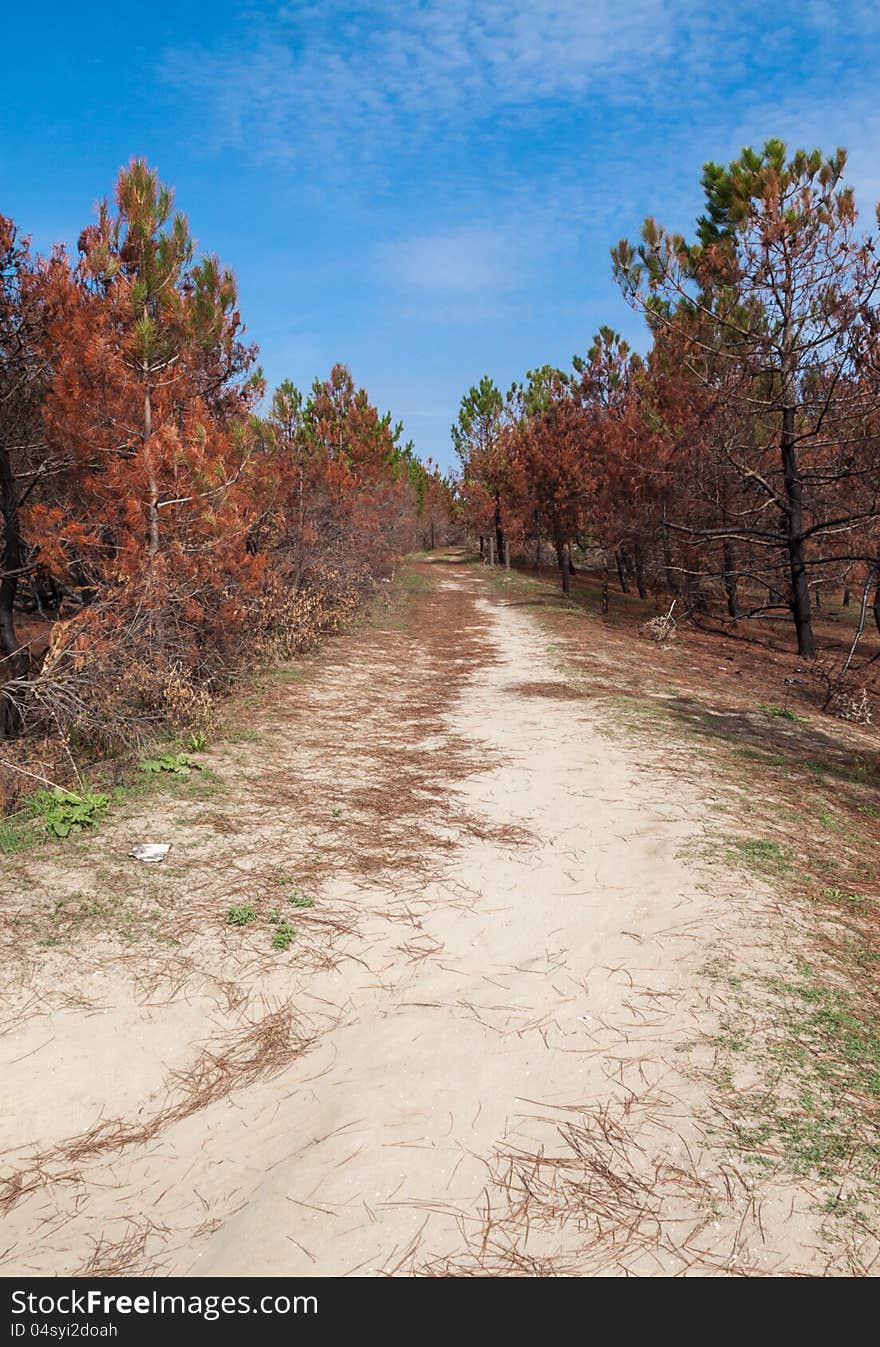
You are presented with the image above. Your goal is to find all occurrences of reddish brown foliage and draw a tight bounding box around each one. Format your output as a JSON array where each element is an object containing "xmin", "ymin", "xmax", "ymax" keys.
[{"xmin": 0, "ymin": 161, "xmax": 450, "ymax": 755}]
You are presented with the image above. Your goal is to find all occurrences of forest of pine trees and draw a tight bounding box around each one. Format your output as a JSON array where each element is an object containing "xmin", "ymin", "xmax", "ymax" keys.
[
  {"xmin": 0, "ymin": 161, "xmax": 450, "ymax": 764},
  {"xmin": 5, "ymin": 141, "xmax": 880, "ymax": 779},
  {"xmin": 454, "ymin": 141, "xmax": 880, "ymax": 678}
]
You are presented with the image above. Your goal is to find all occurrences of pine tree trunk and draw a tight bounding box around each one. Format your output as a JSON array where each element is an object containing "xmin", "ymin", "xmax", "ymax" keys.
[
  {"xmin": 634, "ymin": 539, "xmax": 648, "ymax": 600},
  {"xmin": 561, "ymin": 542, "xmax": 571, "ymax": 597},
  {"xmin": 722, "ymin": 540, "xmax": 740, "ymax": 618},
  {"xmin": 298, "ymin": 463, "xmax": 304, "ymax": 561},
  {"xmin": 503, "ymin": 539, "xmax": 510, "ymax": 572},
  {"xmin": 662, "ymin": 531, "xmax": 679, "ymax": 596},
  {"xmin": 615, "ymin": 548, "xmax": 630, "ymax": 594},
  {"xmin": 144, "ymin": 379, "xmax": 160, "ymax": 560},
  {"xmin": 781, "ymin": 404, "xmax": 815, "ymax": 658}
]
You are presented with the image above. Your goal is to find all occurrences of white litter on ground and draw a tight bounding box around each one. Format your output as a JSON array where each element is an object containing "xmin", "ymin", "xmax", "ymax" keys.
[{"xmin": 128, "ymin": 843, "xmax": 171, "ymax": 864}]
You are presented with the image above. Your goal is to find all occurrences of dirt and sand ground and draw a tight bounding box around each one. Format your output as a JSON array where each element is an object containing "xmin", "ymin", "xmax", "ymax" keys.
[{"xmin": 1, "ymin": 554, "xmax": 877, "ymax": 1276}]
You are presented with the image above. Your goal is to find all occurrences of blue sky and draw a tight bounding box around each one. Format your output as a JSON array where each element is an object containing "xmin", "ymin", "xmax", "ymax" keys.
[{"xmin": 3, "ymin": 2, "xmax": 880, "ymax": 470}]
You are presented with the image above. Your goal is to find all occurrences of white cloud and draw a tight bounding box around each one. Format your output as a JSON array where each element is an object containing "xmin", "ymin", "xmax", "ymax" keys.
[
  {"xmin": 162, "ymin": 0, "xmax": 675, "ymax": 168},
  {"xmin": 377, "ymin": 226, "xmax": 524, "ymax": 298},
  {"xmin": 161, "ymin": 1, "xmax": 880, "ymax": 227}
]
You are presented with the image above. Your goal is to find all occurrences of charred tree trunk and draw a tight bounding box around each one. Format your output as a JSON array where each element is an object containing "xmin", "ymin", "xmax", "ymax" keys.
[
  {"xmin": 686, "ymin": 575, "xmax": 711, "ymax": 615},
  {"xmin": 843, "ymin": 587, "xmax": 851, "ymax": 607},
  {"xmin": 503, "ymin": 539, "xmax": 510, "ymax": 572},
  {"xmin": 494, "ymin": 493, "xmax": 504, "ymax": 564},
  {"xmin": 633, "ymin": 539, "xmax": 648, "ymax": 600},
  {"xmin": 615, "ymin": 548, "xmax": 630, "ymax": 594},
  {"xmin": 561, "ymin": 541, "xmax": 571, "ymax": 598},
  {"xmin": 143, "ymin": 377, "xmax": 160, "ymax": 561},
  {"xmin": 722, "ymin": 540, "xmax": 740, "ymax": 619},
  {"xmin": 781, "ymin": 404, "xmax": 815, "ymax": 658},
  {"xmin": 661, "ymin": 523, "xmax": 680, "ymax": 597}
]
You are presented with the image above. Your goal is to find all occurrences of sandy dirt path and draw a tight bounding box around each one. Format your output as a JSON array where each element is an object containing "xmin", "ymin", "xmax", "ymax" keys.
[{"xmin": 1, "ymin": 558, "xmax": 829, "ymax": 1275}]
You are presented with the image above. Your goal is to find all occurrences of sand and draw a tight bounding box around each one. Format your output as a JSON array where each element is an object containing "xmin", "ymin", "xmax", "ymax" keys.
[{"xmin": 0, "ymin": 561, "xmax": 834, "ymax": 1275}]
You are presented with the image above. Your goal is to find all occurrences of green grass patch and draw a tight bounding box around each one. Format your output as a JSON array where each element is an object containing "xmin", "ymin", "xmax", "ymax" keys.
[
  {"xmin": 29, "ymin": 890, "xmax": 171, "ymax": 948},
  {"xmin": 113, "ymin": 761, "xmax": 222, "ymax": 808},
  {"xmin": 706, "ymin": 964, "xmax": 880, "ymax": 1221},
  {"xmin": 398, "ymin": 568, "xmax": 429, "ymax": 595},
  {"xmin": 729, "ymin": 837, "xmax": 791, "ymax": 873},
  {"xmin": 0, "ymin": 814, "xmax": 37, "ymax": 855},
  {"xmin": 225, "ymin": 727, "xmax": 263, "ymax": 744},
  {"xmin": 824, "ymin": 887, "xmax": 870, "ymax": 914},
  {"xmin": 766, "ymin": 976, "xmax": 880, "ymax": 1170}
]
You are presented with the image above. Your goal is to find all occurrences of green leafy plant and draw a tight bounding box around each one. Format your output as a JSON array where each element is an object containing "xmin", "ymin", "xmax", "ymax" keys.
[
  {"xmin": 271, "ymin": 920, "xmax": 296, "ymax": 951},
  {"xmin": 29, "ymin": 787, "xmax": 109, "ymax": 839},
  {"xmin": 274, "ymin": 870, "xmax": 315, "ymax": 907},
  {"xmin": 141, "ymin": 752, "xmax": 201, "ymax": 776},
  {"xmin": 188, "ymin": 731, "xmax": 208, "ymax": 752},
  {"xmin": 225, "ymin": 904, "xmax": 257, "ymax": 927},
  {"xmin": 758, "ymin": 704, "xmax": 807, "ymax": 723}
]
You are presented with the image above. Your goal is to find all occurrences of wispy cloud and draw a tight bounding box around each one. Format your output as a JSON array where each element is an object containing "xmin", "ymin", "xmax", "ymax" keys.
[
  {"xmin": 377, "ymin": 226, "xmax": 524, "ymax": 298},
  {"xmin": 162, "ymin": 1, "xmax": 676, "ymax": 171},
  {"xmin": 154, "ymin": 1, "xmax": 880, "ymax": 462},
  {"xmin": 161, "ymin": 2, "xmax": 880, "ymax": 224}
]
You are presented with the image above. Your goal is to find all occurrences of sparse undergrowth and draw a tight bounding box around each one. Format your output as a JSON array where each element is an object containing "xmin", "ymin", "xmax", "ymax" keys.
[
  {"xmin": 0, "ymin": 739, "xmax": 217, "ymax": 856},
  {"xmin": 140, "ymin": 752, "xmax": 202, "ymax": 777},
  {"xmin": 477, "ymin": 555, "xmax": 880, "ymax": 1246},
  {"xmin": 2, "ymin": 553, "xmax": 877, "ymax": 1274},
  {"xmin": 710, "ymin": 961, "xmax": 880, "ymax": 1237},
  {"xmin": 1, "ymin": 786, "xmax": 111, "ymax": 851},
  {"xmin": 224, "ymin": 871, "xmax": 317, "ymax": 952}
]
